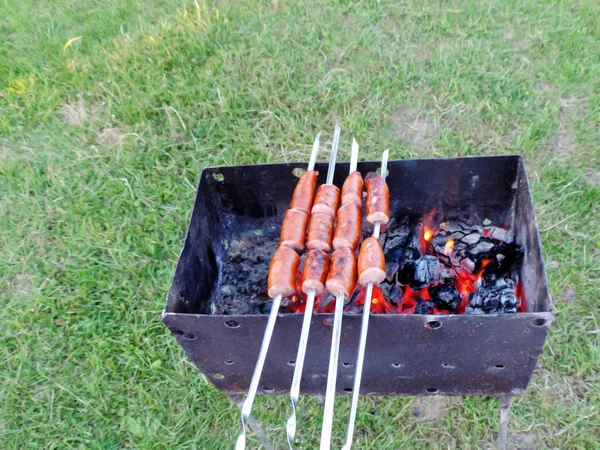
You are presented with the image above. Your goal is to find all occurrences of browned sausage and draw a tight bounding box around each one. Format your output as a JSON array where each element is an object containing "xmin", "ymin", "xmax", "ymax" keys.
[
  {"xmin": 341, "ymin": 171, "xmax": 364, "ymax": 206},
  {"xmin": 311, "ymin": 184, "xmax": 340, "ymax": 218},
  {"xmin": 357, "ymin": 237, "xmax": 386, "ymax": 286},
  {"xmin": 268, "ymin": 245, "xmax": 301, "ymax": 298},
  {"xmin": 306, "ymin": 213, "xmax": 334, "ymax": 252},
  {"xmin": 325, "ymin": 247, "xmax": 357, "ymax": 298},
  {"xmin": 280, "ymin": 209, "xmax": 309, "ymax": 251},
  {"xmin": 332, "ymin": 203, "xmax": 362, "ymax": 251},
  {"xmin": 365, "ymin": 172, "xmax": 390, "ymax": 225},
  {"xmin": 290, "ymin": 170, "xmax": 318, "ymax": 214},
  {"xmin": 302, "ymin": 249, "xmax": 330, "ymax": 295}
]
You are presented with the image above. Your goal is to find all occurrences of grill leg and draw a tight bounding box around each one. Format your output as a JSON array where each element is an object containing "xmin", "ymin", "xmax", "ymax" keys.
[
  {"xmin": 229, "ymin": 394, "xmax": 274, "ymax": 450},
  {"xmin": 497, "ymin": 395, "xmax": 514, "ymax": 450}
]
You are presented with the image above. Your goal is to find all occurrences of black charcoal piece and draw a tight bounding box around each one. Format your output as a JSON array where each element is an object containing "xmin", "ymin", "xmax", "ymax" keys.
[
  {"xmin": 429, "ymin": 284, "xmax": 461, "ymax": 311},
  {"xmin": 397, "ymin": 255, "xmax": 440, "ymax": 290},
  {"xmin": 414, "ymin": 299, "xmax": 435, "ymax": 315},
  {"xmin": 468, "ymin": 278, "xmax": 517, "ymax": 314},
  {"xmin": 318, "ymin": 291, "xmax": 336, "ymax": 312},
  {"xmin": 380, "ymin": 281, "xmax": 403, "ymax": 305}
]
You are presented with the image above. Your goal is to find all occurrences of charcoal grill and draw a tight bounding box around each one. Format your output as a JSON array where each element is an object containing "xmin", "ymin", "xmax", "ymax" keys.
[{"xmin": 162, "ymin": 155, "xmax": 553, "ymax": 446}]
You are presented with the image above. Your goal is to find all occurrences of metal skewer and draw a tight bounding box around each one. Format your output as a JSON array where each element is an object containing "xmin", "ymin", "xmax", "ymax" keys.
[
  {"xmin": 319, "ymin": 127, "xmax": 357, "ymax": 450},
  {"xmin": 342, "ymin": 149, "xmax": 389, "ymax": 450},
  {"xmin": 236, "ymin": 133, "xmax": 322, "ymax": 450},
  {"xmin": 286, "ymin": 124, "xmax": 346, "ymax": 449}
]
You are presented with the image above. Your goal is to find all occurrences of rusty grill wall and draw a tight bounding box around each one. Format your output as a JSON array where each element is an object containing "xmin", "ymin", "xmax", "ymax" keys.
[{"xmin": 163, "ymin": 156, "xmax": 553, "ymax": 396}]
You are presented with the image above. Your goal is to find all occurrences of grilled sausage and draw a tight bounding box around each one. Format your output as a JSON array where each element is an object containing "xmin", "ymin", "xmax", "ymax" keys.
[
  {"xmin": 280, "ymin": 209, "xmax": 309, "ymax": 251},
  {"xmin": 268, "ymin": 245, "xmax": 301, "ymax": 298},
  {"xmin": 341, "ymin": 171, "xmax": 364, "ymax": 206},
  {"xmin": 325, "ymin": 247, "xmax": 357, "ymax": 298},
  {"xmin": 358, "ymin": 237, "xmax": 386, "ymax": 286},
  {"xmin": 306, "ymin": 213, "xmax": 334, "ymax": 252},
  {"xmin": 291, "ymin": 170, "xmax": 318, "ymax": 214},
  {"xmin": 302, "ymin": 249, "xmax": 330, "ymax": 295},
  {"xmin": 365, "ymin": 172, "xmax": 390, "ymax": 225},
  {"xmin": 332, "ymin": 203, "xmax": 362, "ymax": 251},
  {"xmin": 311, "ymin": 184, "xmax": 340, "ymax": 218}
]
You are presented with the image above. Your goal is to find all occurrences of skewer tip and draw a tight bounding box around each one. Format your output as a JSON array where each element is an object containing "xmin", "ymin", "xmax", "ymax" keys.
[
  {"xmin": 349, "ymin": 137, "xmax": 359, "ymax": 174},
  {"xmin": 308, "ymin": 132, "xmax": 321, "ymax": 171}
]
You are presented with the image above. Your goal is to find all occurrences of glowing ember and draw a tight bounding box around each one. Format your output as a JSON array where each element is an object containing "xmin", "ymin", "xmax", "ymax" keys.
[
  {"xmin": 444, "ymin": 238, "xmax": 454, "ymax": 255},
  {"xmin": 423, "ymin": 228, "xmax": 434, "ymax": 241}
]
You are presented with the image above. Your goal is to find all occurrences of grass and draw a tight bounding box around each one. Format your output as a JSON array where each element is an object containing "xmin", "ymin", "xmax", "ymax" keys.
[{"xmin": 1, "ymin": 0, "xmax": 599, "ymax": 448}]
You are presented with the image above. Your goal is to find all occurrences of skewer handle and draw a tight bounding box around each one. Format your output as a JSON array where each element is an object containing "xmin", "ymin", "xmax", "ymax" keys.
[
  {"xmin": 320, "ymin": 292, "xmax": 345, "ymax": 450},
  {"xmin": 286, "ymin": 288, "xmax": 317, "ymax": 449},
  {"xmin": 341, "ymin": 282, "xmax": 373, "ymax": 450},
  {"xmin": 236, "ymin": 294, "xmax": 282, "ymax": 450}
]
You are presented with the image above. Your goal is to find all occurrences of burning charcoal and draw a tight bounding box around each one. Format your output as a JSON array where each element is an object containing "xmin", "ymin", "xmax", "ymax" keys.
[
  {"xmin": 468, "ymin": 238, "xmax": 495, "ymax": 256},
  {"xmin": 414, "ymin": 299, "xmax": 434, "ymax": 315},
  {"xmin": 317, "ymin": 291, "xmax": 336, "ymax": 312},
  {"xmin": 402, "ymin": 221, "xmax": 425, "ymax": 263},
  {"xmin": 486, "ymin": 226, "xmax": 515, "ymax": 244},
  {"xmin": 397, "ymin": 255, "xmax": 440, "ymax": 290},
  {"xmin": 429, "ymin": 284, "xmax": 461, "ymax": 311},
  {"xmin": 468, "ymin": 278, "xmax": 517, "ymax": 314},
  {"xmin": 380, "ymin": 281, "xmax": 403, "ymax": 306},
  {"xmin": 382, "ymin": 218, "xmax": 412, "ymax": 281},
  {"xmin": 440, "ymin": 266, "xmax": 458, "ymax": 284}
]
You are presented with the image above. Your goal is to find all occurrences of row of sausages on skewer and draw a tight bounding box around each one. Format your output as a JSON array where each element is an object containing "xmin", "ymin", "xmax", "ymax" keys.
[{"xmin": 268, "ymin": 168, "xmax": 390, "ymax": 304}]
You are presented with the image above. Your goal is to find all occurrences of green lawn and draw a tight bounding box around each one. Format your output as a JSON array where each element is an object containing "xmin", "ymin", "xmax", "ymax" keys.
[{"xmin": 1, "ymin": 0, "xmax": 599, "ymax": 448}]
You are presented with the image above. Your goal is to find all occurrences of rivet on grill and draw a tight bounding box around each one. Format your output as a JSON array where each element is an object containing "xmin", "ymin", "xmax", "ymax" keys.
[
  {"xmin": 225, "ymin": 320, "xmax": 240, "ymax": 328},
  {"xmin": 426, "ymin": 387, "xmax": 439, "ymax": 394},
  {"xmin": 426, "ymin": 320, "xmax": 441, "ymax": 329}
]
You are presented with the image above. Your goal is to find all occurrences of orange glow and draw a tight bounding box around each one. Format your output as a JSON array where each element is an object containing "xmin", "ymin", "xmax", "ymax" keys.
[
  {"xmin": 424, "ymin": 228, "xmax": 434, "ymax": 241},
  {"xmin": 444, "ymin": 238, "xmax": 454, "ymax": 255}
]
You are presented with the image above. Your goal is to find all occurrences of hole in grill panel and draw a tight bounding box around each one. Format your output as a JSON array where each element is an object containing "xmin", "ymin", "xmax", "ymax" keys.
[
  {"xmin": 182, "ymin": 333, "xmax": 196, "ymax": 340},
  {"xmin": 262, "ymin": 386, "xmax": 275, "ymax": 393},
  {"xmin": 225, "ymin": 320, "xmax": 240, "ymax": 328},
  {"xmin": 533, "ymin": 318, "xmax": 547, "ymax": 327},
  {"xmin": 211, "ymin": 172, "xmax": 224, "ymax": 182},
  {"xmin": 344, "ymin": 387, "xmax": 353, "ymax": 392},
  {"xmin": 426, "ymin": 321, "xmax": 441, "ymax": 329},
  {"xmin": 343, "ymin": 362, "xmax": 353, "ymax": 368},
  {"xmin": 224, "ymin": 360, "xmax": 234, "ymax": 365},
  {"xmin": 323, "ymin": 318, "xmax": 333, "ymax": 326},
  {"xmin": 392, "ymin": 363, "xmax": 402, "ymax": 368},
  {"xmin": 494, "ymin": 364, "xmax": 505, "ymax": 369},
  {"xmin": 442, "ymin": 362, "xmax": 454, "ymax": 368},
  {"xmin": 287, "ymin": 360, "xmax": 295, "ymax": 367},
  {"xmin": 426, "ymin": 387, "xmax": 439, "ymax": 394},
  {"xmin": 212, "ymin": 373, "xmax": 225, "ymax": 380}
]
